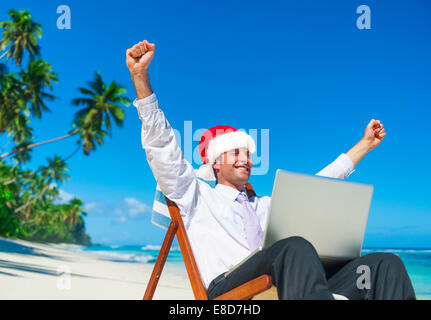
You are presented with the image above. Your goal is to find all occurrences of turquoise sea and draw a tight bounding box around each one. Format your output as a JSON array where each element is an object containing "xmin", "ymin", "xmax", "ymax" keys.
[
  {"xmin": 362, "ymin": 248, "xmax": 431, "ymax": 300},
  {"xmin": 80, "ymin": 245, "xmax": 431, "ymax": 300}
]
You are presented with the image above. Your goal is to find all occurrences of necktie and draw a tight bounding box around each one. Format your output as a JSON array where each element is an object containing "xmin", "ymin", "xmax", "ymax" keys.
[{"xmin": 236, "ymin": 192, "xmax": 263, "ymax": 251}]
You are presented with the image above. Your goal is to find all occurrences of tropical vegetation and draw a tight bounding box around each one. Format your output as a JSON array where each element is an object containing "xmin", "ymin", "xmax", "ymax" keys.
[{"xmin": 0, "ymin": 9, "xmax": 130, "ymax": 245}]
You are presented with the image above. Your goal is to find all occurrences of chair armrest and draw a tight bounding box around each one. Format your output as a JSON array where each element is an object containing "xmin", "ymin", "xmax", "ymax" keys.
[{"xmin": 212, "ymin": 275, "xmax": 273, "ymax": 300}]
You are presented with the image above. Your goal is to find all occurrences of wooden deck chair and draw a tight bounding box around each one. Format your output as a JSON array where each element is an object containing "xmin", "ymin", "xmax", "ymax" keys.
[{"xmin": 143, "ymin": 182, "xmax": 274, "ymax": 300}]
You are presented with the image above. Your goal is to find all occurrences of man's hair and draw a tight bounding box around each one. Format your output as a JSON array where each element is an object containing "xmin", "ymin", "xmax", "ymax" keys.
[
  {"xmin": 212, "ymin": 166, "xmax": 218, "ymax": 184},
  {"xmin": 212, "ymin": 155, "xmax": 223, "ymax": 185}
]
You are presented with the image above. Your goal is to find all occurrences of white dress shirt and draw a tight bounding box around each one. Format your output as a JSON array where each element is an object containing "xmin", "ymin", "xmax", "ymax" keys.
[{"xmin": 134, "ymin": 93, "xmax": 355, "ymax": 289}]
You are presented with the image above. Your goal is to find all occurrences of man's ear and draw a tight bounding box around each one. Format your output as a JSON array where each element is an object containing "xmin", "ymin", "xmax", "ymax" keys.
[
  {"xmin": 213, "ymin": 161, "xmax": 220, "ymax": 173},
  {"xmin": 212, "ymin": 161, "xmax": 219, "ymax": 183}
]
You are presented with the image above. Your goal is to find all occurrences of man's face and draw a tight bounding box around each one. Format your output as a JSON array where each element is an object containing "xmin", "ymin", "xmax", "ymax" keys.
[{"xmin": 213, "ymin": 147, "xmax": 253, "ymax": 188}]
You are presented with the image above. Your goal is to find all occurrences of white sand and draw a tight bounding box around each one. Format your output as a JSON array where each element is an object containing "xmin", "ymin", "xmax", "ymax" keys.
[{"xmin": 0, "ymin": 237, "xmax": 193, "ymax": 300}]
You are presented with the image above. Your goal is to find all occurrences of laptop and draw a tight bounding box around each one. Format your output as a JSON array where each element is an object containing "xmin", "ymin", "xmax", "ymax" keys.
[{"xmin": 225, "ymin": 169, "xmax": 373, "ymax": 276}]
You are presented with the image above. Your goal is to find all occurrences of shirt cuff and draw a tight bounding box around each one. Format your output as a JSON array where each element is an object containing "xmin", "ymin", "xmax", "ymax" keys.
[
  {"xmin": 337, "ymin": 153, "xmax": 356, "ymax": 178},
  {"xmin": 133, "ymin": 92, "xmax": 157, "ymax": 106},
  {"xmin": 133, "ymin": 93, "xmax": 159, "ymax": 117}
]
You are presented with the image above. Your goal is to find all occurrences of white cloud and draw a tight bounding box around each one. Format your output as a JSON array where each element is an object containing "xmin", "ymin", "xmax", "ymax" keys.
[
  {"xmin": 124, "ymin": 197, "xmax": 150, "ymax": 217},
  {"xmin": 84, "ymin": 202, "xmax": 104, "ymax": 213},
  {"xmin": 114, "ymin": 216, "xmax": 127, "ymax": 224},
  {"xmin": 58, "ymin": 189, "xmax": 75, "ymax": 203}
]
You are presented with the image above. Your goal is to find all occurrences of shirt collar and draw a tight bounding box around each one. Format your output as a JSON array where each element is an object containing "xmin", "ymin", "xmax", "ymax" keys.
[{"xmin": 215, "ymin": 183, "xmax": 247, "ymax": 202}]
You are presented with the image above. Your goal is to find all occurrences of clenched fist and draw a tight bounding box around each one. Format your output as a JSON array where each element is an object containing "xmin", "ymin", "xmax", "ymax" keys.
[
  {"xmin": 346, "ymin": 118, "xmax": 387, "ymax": 167},
  {"xmin": 363, "ymin": 119, "xmax": 386, "ymax": 150},
  {"xmin": 126, "ymin": 40, "xmax": 155, "ymax": 99},
  {"xmin": 126, "ymin": 40, "xmax": 156, "ymax": 76}
]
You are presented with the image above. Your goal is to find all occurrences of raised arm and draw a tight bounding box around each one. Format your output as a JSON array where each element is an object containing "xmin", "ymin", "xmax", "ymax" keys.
[
  {"xmin": 316, "ymin": 119, "xmax": 386, "ymax": 179},
  {"xmin": 345, "ymin": 119, "xmax": 385, "ymax": 166},
  {"xmin": 126, "ymin": 40, "xmax": 155, "ymax": 100},
  {"xmin": 126, "ymin": 41, "xmax": 198, "ymax": 221}
]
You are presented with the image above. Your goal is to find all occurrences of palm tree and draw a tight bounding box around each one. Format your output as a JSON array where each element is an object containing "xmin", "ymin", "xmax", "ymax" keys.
[
  {"xmin": 0, "ymin": 9, "xmax": 42, "ymax": 66},
  {"xmin": 0, "ymin": 72, "xmax": 130, "ymax": 159},
  {"xmin": 0, "ymin": 59, "xmax": 56, "ymax": 161},
  {"xmin": 20, "ymin": 58, "xmax": 58, "ymax": 118},
  {"xmin": 0, "ymin": 10, "xmax": 51, "ymax": 152},
  {"xmin": 73, "ymin": 116, "xmax": 108, "ymax": 155},
  {"xmin": 14, "ymin": 155, "xmax": 69, "ymax": 213},
  {"xmin": 72, "ymin": 72, "xmax": 130, "ymax": 131},
  {"xmin": 0, "ymin": 67, "xmax": 27, "ymax": 136},
  {"xmin": 9, "ymin": 113, "xmax": 33, "ymax": 143},
  {"xmin": 0, "ymin": 8, "xmax": 93, "ymax": 245},
  {"xmin": 62, "ymin": 198, "xmax": 86, "ymax": 226},
  {"xmin": 40, "ymin": 156, "xmax": 70, "ymax": 185}
]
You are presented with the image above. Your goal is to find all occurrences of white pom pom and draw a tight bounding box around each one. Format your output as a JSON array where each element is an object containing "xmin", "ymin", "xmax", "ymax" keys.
[{"xmin": 197, "ymin": 164, "xmax": 216, "ymax": 181}]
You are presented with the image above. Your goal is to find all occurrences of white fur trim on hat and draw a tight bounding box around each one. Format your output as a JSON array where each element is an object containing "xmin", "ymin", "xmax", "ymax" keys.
[
  {"xmin": 197, "ymin": 131, "xmax": 256, "ymax": 181},
  {"xmin": 206, "ymin": 130, "xmax": 256, "ymax": 165}
]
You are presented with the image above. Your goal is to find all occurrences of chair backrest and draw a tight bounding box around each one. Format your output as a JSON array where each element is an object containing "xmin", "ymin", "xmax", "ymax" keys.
[
  {"xmin": 160, "ymin": 182, "xmax": 257, "ymax": 300},
  {"xmin": 151, "ymin": 179, "xmax": 216, "ymax": 230}
]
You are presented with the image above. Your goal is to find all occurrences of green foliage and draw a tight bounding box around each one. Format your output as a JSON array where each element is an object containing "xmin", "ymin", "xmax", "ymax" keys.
[
  {"xmin": 0, "ymin": 158, "xmax": 90, "ymax": 245},
  {"xmin": 0, "ymin": 9, "xmax": 129, "ymax": 245},
  {"xmin": 0, "ymin": 9, "xmax": 41, "ymax": 66},
  {"xmin": 0, "ymin": 183, "xmax": 22, "ymax": 237},
  {"xmin": 72, "ymin": 72, "xmax": 130, "ymax": 154},
  {"xmin": 19, "ymin": 197, "xmax": 91, "ymax": 245}
]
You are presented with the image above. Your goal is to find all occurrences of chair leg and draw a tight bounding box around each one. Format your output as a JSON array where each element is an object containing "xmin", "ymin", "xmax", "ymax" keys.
[{"xmin": 143, "ymin": 221, "xmax": 178, "ymax": 300}]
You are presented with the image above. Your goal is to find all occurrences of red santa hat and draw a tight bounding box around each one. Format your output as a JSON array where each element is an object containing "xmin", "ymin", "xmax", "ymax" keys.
[{"xmin": 197, "ymin": 125, "xmax": 256, "ymax": 181}]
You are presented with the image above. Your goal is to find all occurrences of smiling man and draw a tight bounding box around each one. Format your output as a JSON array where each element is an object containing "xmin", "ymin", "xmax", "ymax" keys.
[{"xmin": 126, "ymin": 40, "xmax": 415, "ymax": 300}]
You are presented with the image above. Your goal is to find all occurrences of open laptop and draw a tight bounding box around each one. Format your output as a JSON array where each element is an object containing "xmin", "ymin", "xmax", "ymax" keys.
[{"xmin": 225, "ymin": 169, "xmax": 373, "ymax": 276}]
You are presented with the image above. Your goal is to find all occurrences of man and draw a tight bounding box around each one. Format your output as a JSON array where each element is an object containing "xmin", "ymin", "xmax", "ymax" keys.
[{"xmin": 126, "ymin": 40, "xmax": 416, "ymax": 300}]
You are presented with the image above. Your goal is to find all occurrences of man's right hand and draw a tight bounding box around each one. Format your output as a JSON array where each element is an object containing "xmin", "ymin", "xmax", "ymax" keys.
[
  {"xmin": 126, "ymin": 40, "xmax": 155, "ymax": 75},
  {"xmin": 126, "ymin": 40, "xmax": 156, "ymax": 99}
]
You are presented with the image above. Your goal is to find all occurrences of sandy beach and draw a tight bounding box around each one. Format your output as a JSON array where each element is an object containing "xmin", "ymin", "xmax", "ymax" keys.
[
  {"xmin": 0, "ymin": 237, "xmax": 193, "ymax": 300},
  {"xmin": 1, "ymin": 237, "xmax": 429, "ymax": 300}
]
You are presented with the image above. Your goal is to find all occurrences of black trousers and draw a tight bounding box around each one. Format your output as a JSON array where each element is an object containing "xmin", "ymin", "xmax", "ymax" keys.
[{"xmin": 207, "ymin": 236, "xmax": 416, "ymax": 300}]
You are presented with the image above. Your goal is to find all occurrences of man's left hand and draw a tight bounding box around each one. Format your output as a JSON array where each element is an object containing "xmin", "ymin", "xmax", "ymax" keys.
[
  {"xmin": 362, "ymin": 119, "xmax": 386, "ymax": 151},
  {"xmin": 345, "ymin": 119, "xmax": 386, "ymax": 167}
]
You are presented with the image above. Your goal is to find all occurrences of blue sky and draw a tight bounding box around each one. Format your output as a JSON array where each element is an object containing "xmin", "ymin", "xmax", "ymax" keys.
[{"xmin": 1, "ymin": 0, "xmax": 430, "ymax": 247}]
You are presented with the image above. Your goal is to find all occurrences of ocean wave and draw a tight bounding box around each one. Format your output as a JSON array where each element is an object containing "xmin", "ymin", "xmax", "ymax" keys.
[
  {"xmin": 362, "ymin": 248, "xmax": 431, "ymax": 254},
  {"xmin": 89, "ymin": 250, "xmax": 157, "ymax": 263},
  {"xmin": 141, "ymin": 244, "xmax": 161, "ymax": 251},
  {"xmin": 141, "ymin": 244, "xmax": 181, "ymax": 251}
]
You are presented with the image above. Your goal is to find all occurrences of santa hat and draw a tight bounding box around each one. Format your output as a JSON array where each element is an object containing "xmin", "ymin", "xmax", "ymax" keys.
[{"xmin": 197, "ymin": 125, "xmax": 256, "ymax": 181}]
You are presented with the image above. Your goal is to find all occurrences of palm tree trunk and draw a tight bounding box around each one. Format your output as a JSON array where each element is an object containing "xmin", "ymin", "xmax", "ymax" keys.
[
  {"xmin": 4, "ymin": 170, "xmax": 36, "ymax": 186},
  {"xmin": 0, "ymin": 49, "xmax": 9, "ymax": 59},
  {"xmin": 4, "ymin": 145, "xmax": 81, "ymax": 185},
  {"xmin": 62, "ymin": 145, "xmax": 81, "ymax": 162},
  {"xmin": 0, "ymin": 129, "xmax": 79, "ymax": 160},
  {"xmin": 14, "ymin": 183, "xmax": 50, "ymax": 213}
]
